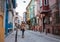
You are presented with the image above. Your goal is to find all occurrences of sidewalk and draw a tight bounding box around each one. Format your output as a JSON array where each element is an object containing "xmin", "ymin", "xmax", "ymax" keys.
[
  {"xmin": 29, "ymin": 30, "xmax": 60, "ymax": 42},
  {"xmin": 5, "ymin": 30, "xmax": 60, "ymax": 42},
  {"xmin": 46, "ymin": 33, "xmax": 60, "ymax": 40}
]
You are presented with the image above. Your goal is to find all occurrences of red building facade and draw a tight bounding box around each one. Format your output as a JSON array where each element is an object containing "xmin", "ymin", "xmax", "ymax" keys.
[
  {"xmin": 40, "ymin": 0, "xmax": 50, "ymax": 14},
  {"xmin": 49, "ymin": 0, "xmax": 60, "ymax": 35},
  {"xmin": 35, "ymin": 0, "xmax": 51, "ymax": 32},
  {"xmin": 35, "ymin": 0, "xmax": 43, "ymax": 32},
  {"xmin": 36, "ymin": 0, "xmax": 60, "ymax": 35}
]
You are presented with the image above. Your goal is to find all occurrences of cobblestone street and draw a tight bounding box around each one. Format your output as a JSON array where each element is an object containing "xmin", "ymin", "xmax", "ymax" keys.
[{"xmin": 5, "ymin": 30, "xmax": 60, "ymax": 42}]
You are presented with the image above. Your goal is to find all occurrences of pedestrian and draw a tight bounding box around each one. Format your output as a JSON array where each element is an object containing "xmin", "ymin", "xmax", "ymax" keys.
[
  {"xmin": 14, "ymin": 17, "xmax": 18, "ymax": 42},
  {"xmin": 21, "ymin": 21, "xmax": 25, "ymax": 38},
  {"xmin": 14, "ymin": 17, "xmax": 19, "ymax": 30}
]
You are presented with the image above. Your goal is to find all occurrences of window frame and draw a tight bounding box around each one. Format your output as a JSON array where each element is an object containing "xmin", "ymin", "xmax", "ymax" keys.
[
  {"xmin": 40, "ymin": 0, "xmax": 42, "ymax": 7},
  {"xmin": 44, "ymin": 0, "xmax": 49, "ymax": 6}
]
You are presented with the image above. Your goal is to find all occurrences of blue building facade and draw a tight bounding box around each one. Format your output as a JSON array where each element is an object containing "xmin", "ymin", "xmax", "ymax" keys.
[
  {"xmin": 29, "ymin": 0, "xmax": 36, "ymax": 26},
  {"xmin": 5, "ymin": 0, "xmax": 16, "ymax": 36}
]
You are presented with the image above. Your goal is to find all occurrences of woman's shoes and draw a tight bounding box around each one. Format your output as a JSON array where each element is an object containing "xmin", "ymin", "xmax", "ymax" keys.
[{"xmin": 22, "ymin": 36, "xmax": 24, "ymax": 38}]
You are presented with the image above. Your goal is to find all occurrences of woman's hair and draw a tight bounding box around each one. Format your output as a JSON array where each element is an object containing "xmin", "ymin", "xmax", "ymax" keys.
[{"xmin": 22, "ymin": 21, "xmax": 25, "ymax": 24}]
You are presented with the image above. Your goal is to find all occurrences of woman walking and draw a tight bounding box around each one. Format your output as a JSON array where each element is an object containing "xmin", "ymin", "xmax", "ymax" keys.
[{"xmin": 21, "ymin": 21, "xmax": 25, "ymax": 38}]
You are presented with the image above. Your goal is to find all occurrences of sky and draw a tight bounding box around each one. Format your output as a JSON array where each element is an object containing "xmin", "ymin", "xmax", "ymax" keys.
[{"xmin": 15, "ymin": 0, "xmax": 30, "ymax": 18}]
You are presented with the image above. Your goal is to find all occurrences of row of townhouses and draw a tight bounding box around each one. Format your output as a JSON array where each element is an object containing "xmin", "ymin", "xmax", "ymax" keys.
[{"xmin": 25, "ymin": 0, "xmax": 60, "ymax": 35}]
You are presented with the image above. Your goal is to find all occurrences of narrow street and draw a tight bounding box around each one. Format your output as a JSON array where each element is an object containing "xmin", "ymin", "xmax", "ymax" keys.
[
  {"xmin": 0, "ymin": 0, "xmax": 60, "ymax": 42},
  {"xmin": 5, "ymin": 30, "xmax": 60, "ymax": 42}
]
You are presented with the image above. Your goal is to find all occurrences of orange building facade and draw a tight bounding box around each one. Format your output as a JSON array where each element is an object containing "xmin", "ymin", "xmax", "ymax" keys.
[{"xmin": 0, "ymin": 6, "xmax": 4, "ymax": 42}]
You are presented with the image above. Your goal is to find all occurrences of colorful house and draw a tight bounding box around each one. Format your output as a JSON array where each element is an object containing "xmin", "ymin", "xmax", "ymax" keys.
[
  {"xmin": 5, "ymin": 0, "xmax": 16, "ymax": 36},
  {"xmin": 0, "ymin": 0, "xmax": 5, "ymax": 42},
  {"xmin": 26, "ymin": 0, "xmax": 36, "ymax": 30},
  {"xmin": 36, "ymin": 0, "xmax": 60, "ymax": 35}
]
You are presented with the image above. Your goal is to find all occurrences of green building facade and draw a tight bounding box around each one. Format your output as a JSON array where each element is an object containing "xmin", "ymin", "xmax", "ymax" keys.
[{"xmin": 29, "ymin": 0, "xmax": 36, "ymax": 26}]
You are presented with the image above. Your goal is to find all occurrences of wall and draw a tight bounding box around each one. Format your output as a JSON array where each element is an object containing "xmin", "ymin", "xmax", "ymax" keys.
[
  {"xmin": 49, "ymin": 0, "xmax": 56, "ymax": 7},
  {"xmin": 58, "ymin": 0, "xmax": 60, "ymax": 17},
  {"xmin": 5, "ymin": 0, "xmax": 16, "ymax": 35},
  {"xmin": 0, "ymin": 15, "xmax": 4, "ymax": 42},
  {"xmin": 35, "ymin": 1, "xmax": 37, "ymax": 16},
  {"xmin": 0, "ymin": 0, "xmax": 4, "ymax": 42},
  {"xmin": 8, "ymin": 11, "xmax": 13, "ymax": 29}
]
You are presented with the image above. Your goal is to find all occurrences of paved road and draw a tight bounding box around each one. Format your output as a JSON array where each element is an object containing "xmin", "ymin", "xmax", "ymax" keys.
[{"xmin": 5, "ymin": 30, "xmax": 60, "ymax": 42}]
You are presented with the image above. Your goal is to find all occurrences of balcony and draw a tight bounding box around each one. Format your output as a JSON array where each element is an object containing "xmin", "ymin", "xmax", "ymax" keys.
[
  {"xmin": 40, "ymin": 6, "xmax": 51, "ymax": 14},
  {"xmin": 40, "ymin": 9, "xmax": 51, "ymax": 14}
]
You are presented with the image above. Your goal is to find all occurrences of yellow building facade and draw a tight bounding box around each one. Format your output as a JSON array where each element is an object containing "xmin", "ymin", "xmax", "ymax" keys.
[
  {"xmin": 0, "ymin": 11, "xmax": 4, "ymax": 42},
  {"xmin": 26, "ymin": 0, "xmax": 32, "ymax": 21},
  {"xmin": 0, "ymin": 0, "xmax": 5, "ymax": 42}
]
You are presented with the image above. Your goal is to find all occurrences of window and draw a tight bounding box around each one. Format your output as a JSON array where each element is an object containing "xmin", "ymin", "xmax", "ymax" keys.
[
  {"xmin": 45, "ymin": 0, "xmax": 46, "ymax": 5},
  {"xmin": 40, "ymin": 0, "xmax": 42, "ymax": 7},
  {"xmin": 8, "ymin": 3, "xmax": 11, "ymax": 9},
  {"xmin": 55, "ymin": 12, "xmax": 60, "ymax": 24},
  {"xmin": 44, "ymin": 0, "xmax": 49, "ymax": 6}
]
